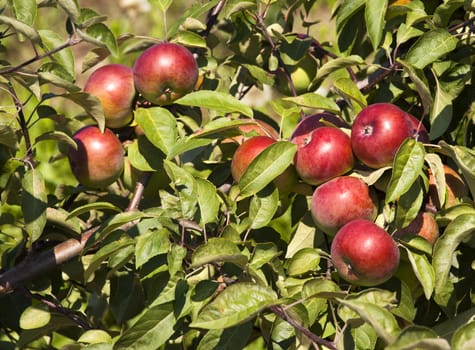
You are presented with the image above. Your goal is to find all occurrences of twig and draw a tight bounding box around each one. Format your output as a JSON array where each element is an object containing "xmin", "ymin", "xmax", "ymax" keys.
[{"xmin": 270, "ymin": 305, "xmax": 338, "ymax": 350}]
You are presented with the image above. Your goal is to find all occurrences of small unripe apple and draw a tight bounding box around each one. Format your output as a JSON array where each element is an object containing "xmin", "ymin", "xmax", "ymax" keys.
[
  {"xmin": 428, "ymin": 164, "xmax": 468, "ymax": 209},
  {"xmin": 68, "ymin": 126, "xmax": 124, "ymax": 188},
  {"xmin": 394, "ymin": 211, "xmax": 439, "ymax": 246},
  {"xmin": 84, "ymin": 64, "xmax": 136, "ymax": 129},
  {"xmin": 351, "ymin": 103, "xmax": 413, "ymax": 169},
  {"xmin": 231, "ymin": 136, "xmax": 297, "ymax": 193},
  {"xmin": 133, "ymin": 42, "xmax": 199, "ymax": 105},
  {"xmin": 292, "ymin": 126, "xmax": 354, "ymax": 185},
  {"xmin": 311, "ymin": 176, "xmax": 378, "ymax": 236},
  {"xmin": 276, "ymin": 54, "xmax": 317, "ymax": 95},
  {"xmin": 331, "ymin": 219, "xmax": 400, "ymax": 286}
]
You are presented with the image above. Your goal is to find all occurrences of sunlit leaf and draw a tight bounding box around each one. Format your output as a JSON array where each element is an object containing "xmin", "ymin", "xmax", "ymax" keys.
[
  {"xmin": 135, "ymin": 228, "xmax": 170, "ymax": 268},
  {"xmin": 20, "ymin": 305, "xmax": 50, "ymax": 330},
  {"xmin": 196, "ymin": 178, "xmax": 221, "ymax": 225},
  {"xmin": 13, "ymin": 0, "xmax": 37, "ymax": 26},
  {"xmin": 283, "ymin": 93, "xmax": 340, "ymax": 113},
  {"xmin": 365, "ymin": 0, "xmax": 388, "ymax": 50},
  {"xmin": 386, "ymin": 325, "xmax": 450, "ymax": 350},
  {"xmin": 22, "ymin": 169, "xmax": 47, "ymax": 243},
  {"xmin": 78, "ymin": 23, "xmax": 118, "ymax": 57},
  {"xmin": 0, "ymin": 14, "xmax": 40, "ymax": 42},
  {"xmin": 249, "ymin": 185, "xmax": 279, "ymax": 229},
  {"xmin": 191, "ymin": 237, "xmax": 247, "ymax": 268},
  {"xmin": 316, "ymin": 55, "xmax": 364, "ymax": 81},
  {"xmin": 403, "ymin": 246, "xmax": 434, "ymax": 299}
]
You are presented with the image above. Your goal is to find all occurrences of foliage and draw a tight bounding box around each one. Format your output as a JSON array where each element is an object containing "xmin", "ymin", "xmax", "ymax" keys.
[{"xmin": 0, "ymin": 0, "xmax": 474, "ymax": 349}]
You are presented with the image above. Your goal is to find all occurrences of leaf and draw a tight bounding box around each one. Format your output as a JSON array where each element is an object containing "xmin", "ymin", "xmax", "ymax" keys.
[
  {"xmin": 19, "ymin": 305, "xmax": 50, "ymax": 330},
  {"xmin": 395, "ymin": 178, "xmax": 424, "ymax": 228},
  {"xmin": 286, "ymin": 248, "xmax": 321, "ymax": 276},
  {"xmin": 34, "ymin": 130, "xmax": 77, "ymax": 149},
  {"xmin": 0, "ymin": 115, "xmax": 18, "ymax": 147},
  {"xmin": 196, "ymin": 178, "xmax": 221, "ymax": 225},
  {"xmin": 452, "ymin": 321, "xmax": 475, "ymax": 350},
  {"xmin": 164, "ymin": 160, "xmax": 198, "ymax": 220},
  {"xmin": 38, "ymin": 29, "xmax": 75, "ymax": 77},
  {"xmin": 38, "ymin": 62, "xmax": 79, "ymax": 91},
  {"xmin": 333, "ymin": 77, "xmax": 367, "ymax": 111},
  {"xmin": 167, "ymin": 244, "xmax": 187, "ymax": 276},
  {"xmin": 78, "ymin": 23, "xmax": 118, "ymax": 57},
  {"xmin": 337, "ymin": 298, "xmax": 400, "ymax": 344},
  {"xmin": 386, "ymin": 325, "xmax": 451, "ymax": 350},
  {"xmin": 135, "ymin": 228, "xmax": 170, "ymax": 268},
  {"xmin": 398, "ymin": 60, "xmax": 432, "ymax": 116},
  {"xmin": 61, "ymin": 92, "xmax": 105, "ymax": 131},
  {"xmin": 365, "ymin": 0, "xmax": 388, "ymax": 50},
  {"xmin": 13, "ymin": 0, "xmax": 37, "ymax": 26},
  {"xmin": 171, "ymin": 30, "xmax": 207, "ymax": 48},
  {"xmin": 56, "ymin": 0, "xmax": 80, "ymax": 22},
  {"xmin": 175, "ymin": 90, "xmax": 253, "ymax": 118},
  {"xmin": 22, "ymin": 169, "xmax": 47, "ymax": 243},
  {"xmin": 249, "ymin": 243, "xmax": 281, "ymax": 270},
  {"xmin": 238, "ymin": 141, "xmax": 296, "ymax": 198},
  {"xmin": 197, "ymin": 322, "xmax": 253, "ymax": 350},
  {"xmin": 282, "ymin": 93, "xmax": 340, "ymax": 113},
  {"xmin": 249, "ymin": 185, "xmax": 279, "ymax": 229},
  {"xmin": 335, "ymin": 0, "xmax": 366, "ymax": 31},
  {"xmin": 315, "ymin": 55, "xmax": 364, "ymax": 81},
  {"xmin": 0, "ymin": 14, "xmax": 40, "ymax": 42},
  {"xmin": 66, "ymin": 202, "xmax": 122, "ymax": 219},
  {"xmin": 114, "ymin": 303, "xmax": 176, "ymax": 350},
  {"xmin": 406, "ymin": 29, "xmax": 458, "ymax": 70},
  {"xmin": 77, "ymin": 329, "xmax": 112, "ymax": 344},
  {"xmin": 386, "ymin": 138, "xmax": 425, "ymax": 203},
  {"xmin": 403, "ymin": 246, "xmax": 435, "ymax": 299},
  {"xmin": 128, "ymin": 137, "xmax": 165, "ymax": 172},
  {"xmin": 425, "ymin": 153, "xmax": 447, "ymax": 208},
  {"xmin": 430, "ymin": 74, "xmax": 453, "ymax": 140},
  {"xmin": 134, "ymin": 107, "xmax": 178, "ymax": 156},
  {"xmin": 433, "ymin": 214, "xmax": 475, "ymax": 305},
  {"xmin": 190, "ymin": 283, "xmax": 278, "ymax": 329},
  {"xmin": 191, "ymin": 237, "xmax": 248, "ymax": 268},
  {"xmin": 157, "ymin": 0, "xmax": 173, "ymax": 12}
]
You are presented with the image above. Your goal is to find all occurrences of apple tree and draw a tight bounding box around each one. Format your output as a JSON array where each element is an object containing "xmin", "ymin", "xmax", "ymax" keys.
[{"xmin": 0, "ymin": 0, "xmax": 474, "ymax": 349}]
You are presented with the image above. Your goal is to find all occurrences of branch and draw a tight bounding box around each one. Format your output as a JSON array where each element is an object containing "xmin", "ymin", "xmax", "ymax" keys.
[{"xmin": 270, "ymin": 305, "xmax": 338, "ymax": 350}]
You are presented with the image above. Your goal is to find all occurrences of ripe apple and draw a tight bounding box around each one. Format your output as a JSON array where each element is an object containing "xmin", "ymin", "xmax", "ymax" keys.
[
  {"xmin": 231, "ymin": 136, "xmax": 297, "ymax": 193},
  {"xmin": 133, "ymin": 42, "xmax": 199, "ymax": 105},
  {"xmin": 68, "ymin": 126, "xmax": 124, "ymax": 188},
  {"xmin": 405, "ymin": 113, "xmax": 429, "ymax": 143},
  {"xmin": 311, "ymin": 176, "xmax": 378, "ymax": 236},
  {"xmin": 394, "ymin": 211, "xmax": 439, "ymax": 246},
  {"xmin": 331, "ymin": 219, "xmax": 400, "ymax": 286},
  {"xmin": 428, "ymin": 164, "xmax": 468, "ymax": 209},
  {"xmin": 351, "ymin": 103, "xmax": 413, "ymax": 169},
  {"xmin": 292, "ymin": 126, "xmax": 354, "ymax": 185},
  {"xmin": 83, "ymin": 64, "xmax": 136, "ymax": 129}
]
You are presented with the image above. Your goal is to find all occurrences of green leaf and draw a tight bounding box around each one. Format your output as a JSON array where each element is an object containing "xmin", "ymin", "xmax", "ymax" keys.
[
  {"xmin": 66, "ymin": 202, "xmax": 122, "ymax": 219},
  {"xmin": 365, "ymin": 0, "xmax": 388, "ymax": 50},
  {"xmin": 135, "ymin": 107, "xmax": 178, "ymax": 156},
  {"xmin": 386, "ymin": 325, "xmax": 450, "ymax": 350},
  {"xmin": 197, "ymin": 322, "xmax": 253, "ymax": 350},
  {"xmin": 78, "ymin": 23, "xmax": 118, "ymax": 57},
  {"xmin": 249, "ymin": 185, "xmax": 279, "ymax": 229},
  {"xmin": 395, "ymin": 178, "xmax": 424, "ymax": 228},
  {"xmin": 77, "ymin": 329, "xmax": 112, "ymax": 344},
  {"xmin": 38, "ymin": 29, "xmax": 75, "ymax": 77},
  {"xmin": 157, "ymin": 0, "xmax": 173, "ymax": 12},
  {"xmin": 128, "ymin": 137, "xmax": 165, "ymax": 172},
  {"xmin": 282, "ymin": 93, "xmax": 340, "ymax": 113},
  {"xmin": 175, "ymin": 91, "xmax": 253, "ymax": 118},
  {"xmin": 336, "ymin": 0, "xmax": 366, "ymax": 31},
  {"xmin": 386, "ymin": 138, "xmax": 425, "ymax": 203},
  {"xmin": 164, "ymin": 160, "xmax": 198, "ymax": 220},
  {"xmin": 337, "ymin": 298, "xmax": 400, "ymax": 344},
  {"xmin": 19, "ymin": 305, "xmax": 50, "ymax": 330},
  {"xmin": 333, "ymin": 77, "xmax": 367, "ymax": 111},
  {"xmin": 430, "ymin": 74, "xmax": 453, "ymax": 140},
  {"xmin": 13, "ymin": 0, "xmax": 37, "ymax": 26},
  {"xmin": 167, "ymin": 137, "xmax": 214, "ymax": 160},
  {"xmin": 433, "ymin": 214, "xmax": 475, "ymax": 305},
  {"xmin": 34, "ymin": 130, "xmax": 76, "ymax": 150},
  {"xmin": 398, "ymin": 60, "xmax": 432, "ymax": 116},
  {"xmin": 315, "ymin": 55, "xmax": 364, "ymax": 81},
  {"xmin": 135, "ymin": 228, "xmax": 170, "ymax": 268},
  {"xmin": 56, "ymin": 0, "xmax": 80, "ymax": 22},
  {"xmin": 171, "ymin": 30, "xmax": 207, "ymax": 48},
  {"xmin": 0, "ymin": 14, "xmax": 40, "ymax": 42},
  {"xmin": 249, "ymin": 242, "xmax": 281, "ymax": 270},
  {"xmin": 287, "ymin": 248, "xmax": 321, "ymax": 276},
  {"xmin": 406, "ymin": 29, "xmax": 458, "ymax": 70},
  {"xmin": 196, "ymin": 178, "xmax": 221, "ymax": 225},
  {"xmin": 238, "ymin": 141, "xmax": 296, "ymax": 198},
  {"xmin": 167, "ymin": 244, "xmax": 187, "ymax": 276},
  {"xmin": 452, "ymin": 321, "xmax": 475, "ymax": 350},
  {"xmin": 114, "ymin": 303, "xmax": 176, "ymax": 350},
  {"xmin": 22, "ymin": 169, "xmax": 47, "ymax": 243},
  {"xmin": 403, "ymin": 246, "xmax": 435, "ymax": 299},
  {"xmin": 425, "ymin": 153, "xmax": 447, "ymax": 208},
  {"xmin": 38, "ymin": 62, "xmax": 79, "ymax": 91},
  {"xmin": 0, "ymin": 115, "xmax": 18, "ymax": 147},
  {"xmin": 61, "ymin": 92, "xmax": 105, "ymax": 131},
  {"xmin": 190, "ymin": 283, "xmax": 278, "ymax": 329},
  {"xmin": 191, "ymin": 237, "xmax": 248, "ymax": 268}
]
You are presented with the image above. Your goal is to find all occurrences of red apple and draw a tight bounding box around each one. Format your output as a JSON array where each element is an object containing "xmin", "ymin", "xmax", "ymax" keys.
[
  {"xmin": 133, "ymin": 42, "xmax": 199, "ymax": 105},
  {"xmin": 351, "ymin": 103, "xmax": 413, "ymax": 169},
  {"xmin": 292, "ymin": 126, "xmax": 354, "ymax": 185},
  {"xmin": 290, "ymin": 112, "xmax": 350, "ymax": 144},
  {"xmin": 68, "ymin": 126, "xmax": 124, "ymax": 188},
  {"xmin": 311, "ymin": 176, "xmax": 378, "ymax": 236},
  {"xmin": 231, "ymin": 136, "xmax": 297, "ymax": 193},
  {"xmin": 405, "ymin": 113, "xmax": 429, "ymax": 143},
  {"xmin": 84, "ymin": 64, "xmax": 136, "ymax": 129},
  {"xmin": 331, "ymin": 219, "xmax": 400, "ymax": 286},
  {"xmin": 394, "ymin": 211, "xmax": 439, "ymax": 246}
]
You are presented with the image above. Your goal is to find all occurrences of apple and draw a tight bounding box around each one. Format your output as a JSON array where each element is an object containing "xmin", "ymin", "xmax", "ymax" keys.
[
  {"xmin": 394, "ymin": 211, "xmax": 439, "ymax": 246},
  {"xmin": 428, "ymin": 164, "xmax": 468, "ymax": 209},
  {"xmin": 276, "ymin": 54, "xmax": 317, "ymax": 95},
  {"xmin": 351, "ymin": 103, "xmax": 414, "ymax": 169},
  {"xmin": 292, "ymin": 126, "xmax": 354, "ymax": 185},
  {"xmin": 331, "ymin": 219, "xmax": 400, "ymax": 286},
  {"xmin": 84, "ymin": 64, "xmax": 136, "ymax": 129},
  {"xmin": 133, "ymin": 42, "xmax": 199, "ymax": 105},
  {"xmin": 290, "ymin": 112, "xmax": 350, "ymax": 144},
  {"xmin": 68, "ymin": 125, "xmax": 124, "ymax": 188},
  {"xmin": 311, "ymin": 176, "xmax": 378, "ymax": 236},
  {"xmin": 405, "ymin": 113, "xmax": 429, "ymax": 143},
  {"xmin": 231, "ymin": 136, "xmax": 297, "ymax": 193}
]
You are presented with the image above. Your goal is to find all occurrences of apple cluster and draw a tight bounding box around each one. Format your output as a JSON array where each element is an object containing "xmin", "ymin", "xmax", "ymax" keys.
[
  {"xmin": 230, "ymin": 102, "xmax": 449, "ymax": 287},
  {"xmin": 68, "ymin": 42, "xmax": 199, "ymax": 189}
]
